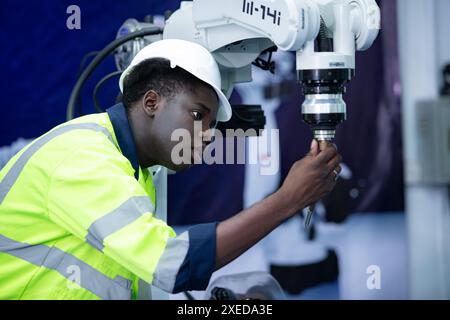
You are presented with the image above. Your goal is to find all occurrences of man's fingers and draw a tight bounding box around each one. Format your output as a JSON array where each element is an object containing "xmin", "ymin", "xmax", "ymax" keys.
[
  {"xmin": 326, "ymin": 155, "xmax": 342, "ymax": 175},
  {"xmin": 307, "ymin": 139, "xmax": 319, "ymax": 157},
  {"xmin": 317, "ymin": 143, "xmax": 338, "ymax": 163}
]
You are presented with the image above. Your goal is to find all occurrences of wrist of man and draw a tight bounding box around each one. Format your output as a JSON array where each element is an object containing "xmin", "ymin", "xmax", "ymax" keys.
[{"xmin": 270, "ymin": 189, "xmax": 302, "ymax": 222}]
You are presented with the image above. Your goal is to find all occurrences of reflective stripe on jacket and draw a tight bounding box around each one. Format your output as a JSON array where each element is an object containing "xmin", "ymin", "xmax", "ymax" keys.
[{"xmin": 0, "ymin": 104, "xmax": 216, "ymax": 299}]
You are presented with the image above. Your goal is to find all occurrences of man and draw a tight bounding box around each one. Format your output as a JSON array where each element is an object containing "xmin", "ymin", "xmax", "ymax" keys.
[{"xmin": 0, "ymin": 39, "xmax": 341, "ymax": 299}]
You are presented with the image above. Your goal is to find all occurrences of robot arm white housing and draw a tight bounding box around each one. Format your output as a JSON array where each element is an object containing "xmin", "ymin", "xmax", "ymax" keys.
[
  {"xmin": 163, "ymin": 0, "xmax": 380, "ymax": 142},
  {"xmin": 113, "ymin": 0, "xmax": 380, "ymax": 141},
  {"xmin": 297, "ymin": 0, "xmax": 380, "ymax": 141},
  {"xmin": 163, "ymin": 0, "xmax": 321, "ymax": 98}
]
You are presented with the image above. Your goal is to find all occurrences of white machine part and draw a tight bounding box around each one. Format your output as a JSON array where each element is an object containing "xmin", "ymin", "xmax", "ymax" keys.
[
  {"xmin": 164, "ymin": 0, "xmax": 379, "ymax": 87},
  {"xmin": 115, "ymin": 18, "xmax": 163, "ymax": 72},
  {"xmin": 163, "ymin": 0, "xmax": 380, "ymax": 140},
  {"xmin": 415, "ymin": 98, "xmax": 450, "ymax": 184},
  {"xmin": 116, "ymin": 0, "xmax": 380, "ymax": 140}
]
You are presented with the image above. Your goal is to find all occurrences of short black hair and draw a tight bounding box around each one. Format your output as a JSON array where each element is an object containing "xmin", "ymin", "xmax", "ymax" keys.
[{"xmin": 122, "ymin": 58, "xmax": 215, "ymax": 108}]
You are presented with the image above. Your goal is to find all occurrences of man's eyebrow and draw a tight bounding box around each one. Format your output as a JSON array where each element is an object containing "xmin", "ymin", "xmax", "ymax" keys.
[{"xmin": 195, "ymin": 102, "xmax": 211, "ymax": 113}]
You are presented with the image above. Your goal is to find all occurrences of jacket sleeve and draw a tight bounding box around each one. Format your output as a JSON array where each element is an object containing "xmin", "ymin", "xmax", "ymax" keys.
[{"xmin": 46, "ymin": 135, "xmax": 216, "ymax": 293}]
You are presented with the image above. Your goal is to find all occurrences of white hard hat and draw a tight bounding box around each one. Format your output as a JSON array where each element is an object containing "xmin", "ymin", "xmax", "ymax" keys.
[{"xmin": 119, "ymin": 39, "xmax": 232, "ymax": 122}]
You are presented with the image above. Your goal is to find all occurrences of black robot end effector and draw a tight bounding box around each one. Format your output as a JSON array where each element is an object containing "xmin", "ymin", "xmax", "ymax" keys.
[
  {"xmin": 298, "ymin": 68, "xmax": 354, "ymax": 140},
  {"xmin": 298, "ymin": 68, "xmax": 354, "ymax": 95}
]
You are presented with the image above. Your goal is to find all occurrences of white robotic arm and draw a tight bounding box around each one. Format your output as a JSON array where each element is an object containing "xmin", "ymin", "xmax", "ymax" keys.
[
  {"xmin": 162, "ymin": 0, "xmax": 380, "ymax": 140},
  {"xmin": 115, "ymin": 0, "xmax": 380, "ymax": 140},
  {"xmin": 164, "ymin": 0, "xmax": 320, "ymax": 59},
  {"xmin": 163, "ymin": 0, "xmax": 319, "ymax": 97}
]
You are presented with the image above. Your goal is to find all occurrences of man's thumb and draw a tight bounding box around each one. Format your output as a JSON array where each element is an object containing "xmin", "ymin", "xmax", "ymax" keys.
[{"xmin": 308, "ymin": 139, "xmax": 319, "ymax": 157}]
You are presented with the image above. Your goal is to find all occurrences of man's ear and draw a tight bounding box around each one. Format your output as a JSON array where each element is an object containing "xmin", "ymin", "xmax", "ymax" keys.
[{"xmin": 142, "ymin": 90, "xmax": 160, "ymax": 118}]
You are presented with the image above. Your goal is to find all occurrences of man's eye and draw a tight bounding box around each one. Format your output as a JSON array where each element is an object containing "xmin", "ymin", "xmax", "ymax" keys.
[{"xmin": 191, "ymin": 111, "xmax": 203, "ymax": 121}]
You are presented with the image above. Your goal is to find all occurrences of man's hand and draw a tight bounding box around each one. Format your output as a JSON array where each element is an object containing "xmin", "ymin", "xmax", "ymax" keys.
[
  {"xmin": 215, "ymin": 139, "xmax": 341, "ymax": 269},
  {"xmin": 278, "ymin": 139, "xmax": 342, "ymax": 214}
]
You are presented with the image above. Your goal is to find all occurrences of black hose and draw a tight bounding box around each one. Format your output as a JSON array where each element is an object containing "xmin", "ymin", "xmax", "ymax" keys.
[
  {"xmin": 92, "ymin": 70, "xmax": 123, "ymax": 113},
  {"xmin": 66, "ymin": 27, "xmax": 162, "ymax": 120},
  {"xmin": 77, "ymin": 51, "xmax": 99, "ymax": 77},
  {"xmin": 75, "ymin": 51, "xmax": 99, "ymax": 116},
  {"xmin": 183, "ymin": 291, "xmax": 196, "ymax": 300}
]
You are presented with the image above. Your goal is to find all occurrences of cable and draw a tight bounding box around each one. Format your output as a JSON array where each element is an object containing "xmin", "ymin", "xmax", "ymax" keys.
[
  {"xmin": 74, "ymin": 51, "xmax": 99, "ymax": 116},
  {"xmin": 92, "ymin": 70, "xmax": 123, "ymax": 113},
  {"xmin": 252, "ymin": 46, "xmax": 277, "ymax": 74},
  {"xmin": 77, "ymin": 51, "xmax": 99, "ymax": 77},
  {"xmin": 66, "ymin": 27, "xmax": 162, "ymax": 120},
  {"xmin": 183, "ymin": 291, "xmax": 196, "ymax": 300}
]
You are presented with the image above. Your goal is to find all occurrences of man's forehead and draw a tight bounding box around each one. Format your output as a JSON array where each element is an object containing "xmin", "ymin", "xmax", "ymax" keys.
[{"xmin": 193, "ymin": 84, "xmax": 219, "ymax": 110}]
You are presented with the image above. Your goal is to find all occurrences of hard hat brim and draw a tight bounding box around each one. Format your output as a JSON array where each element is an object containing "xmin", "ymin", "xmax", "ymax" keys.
[{"xmin": 209, "ymin": 83, "xmax": 232, "ymax": 123}]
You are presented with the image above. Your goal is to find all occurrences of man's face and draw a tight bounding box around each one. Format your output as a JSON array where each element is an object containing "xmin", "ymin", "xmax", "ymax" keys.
[{"xmin": 151, "ymin": 84, "xmax": 219, "ymax": 171}]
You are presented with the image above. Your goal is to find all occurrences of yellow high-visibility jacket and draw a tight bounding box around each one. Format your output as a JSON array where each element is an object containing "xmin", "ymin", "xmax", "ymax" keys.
[{"xmin": 0, "ymin": 103, "xmax": 216, "ymax": 300}]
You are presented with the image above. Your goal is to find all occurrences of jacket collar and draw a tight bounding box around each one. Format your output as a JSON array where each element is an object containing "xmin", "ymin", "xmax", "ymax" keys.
[{"xmin": 106, "ymin": 103, "xmax": 140, "ymax": 180}]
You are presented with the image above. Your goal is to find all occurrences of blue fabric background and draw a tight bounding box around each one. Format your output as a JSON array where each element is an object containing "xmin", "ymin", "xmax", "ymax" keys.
[{"xmin": 0, "ymin": 0, "xmax": 180, "ymax": 146}]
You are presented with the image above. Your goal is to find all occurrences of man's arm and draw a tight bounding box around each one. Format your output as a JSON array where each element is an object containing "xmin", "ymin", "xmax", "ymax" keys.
[
  {"xmin": 215, "ymin": 140, "xmax": 341, "ymax": 269},
  {"xmin": 150, "ymin": 140, "xmax": 341, "ymax": 293}
]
